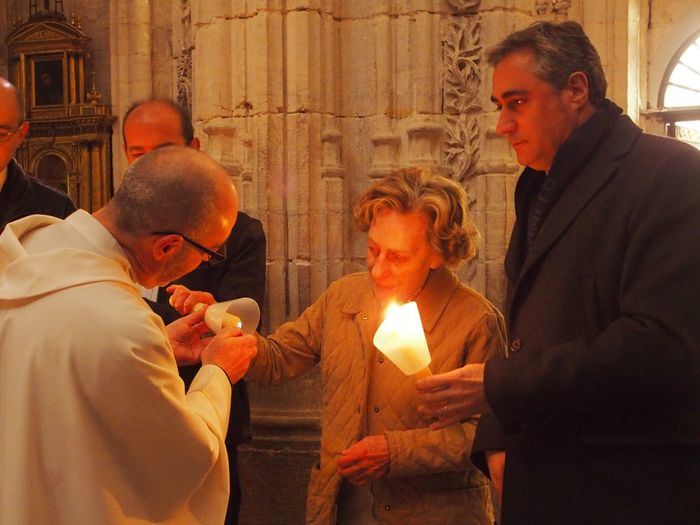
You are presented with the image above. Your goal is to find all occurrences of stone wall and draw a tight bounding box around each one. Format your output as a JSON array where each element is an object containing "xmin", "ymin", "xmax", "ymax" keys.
[{"xmin": 182, "ymin": 2, "xmax": 523, "ymax": 521}]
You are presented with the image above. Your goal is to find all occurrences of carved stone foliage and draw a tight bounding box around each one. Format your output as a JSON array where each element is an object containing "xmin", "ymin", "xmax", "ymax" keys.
[
  {"xmin": 176, "ymin": 49, "xmax": 192, "ymax": 110},
  {"xmin": 444, "ymin": 114, "xmax": 480, "ymax": 182},
  {"xmin": 442, "ymin": 16, "xmax": 481, "ymax": 114},
  {"xmin": 441, "ymin": 8, "xmax": 481, "ymax": 183},
  {"xmin": 535, "ymin": 0, "xmax": 572, "ymax": 17},
  {"xmin": 176, "ymin": 0, "xmax": 193, "ymax": 111}
]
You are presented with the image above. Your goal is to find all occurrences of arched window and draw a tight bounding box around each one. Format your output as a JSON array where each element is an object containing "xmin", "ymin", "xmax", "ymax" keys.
[{"xmin": 659, "ymin": 30, "xmax": 700, "ymax": 149}]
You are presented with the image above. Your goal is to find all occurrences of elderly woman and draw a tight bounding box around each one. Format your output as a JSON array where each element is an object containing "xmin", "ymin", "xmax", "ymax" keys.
[{"xmin": 171, "ymin": 168, "xmax": 506, "ymax": 524}]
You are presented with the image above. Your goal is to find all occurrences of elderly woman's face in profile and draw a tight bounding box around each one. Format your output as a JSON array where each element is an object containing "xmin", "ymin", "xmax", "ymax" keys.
[{"xmin": 366, "ymin": 208, "xmax": 443, "ymax": 305}]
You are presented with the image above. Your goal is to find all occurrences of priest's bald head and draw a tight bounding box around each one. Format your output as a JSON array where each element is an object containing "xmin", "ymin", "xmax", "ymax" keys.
[{"xmin": 94, "ymin": 146, "xmax": 238, "ymax": 288}]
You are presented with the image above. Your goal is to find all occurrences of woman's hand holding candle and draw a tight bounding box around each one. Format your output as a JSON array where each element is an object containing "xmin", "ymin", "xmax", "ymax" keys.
[{"xmin": 415, "ymin": 364, "xmax": 488, "ymax": 429}]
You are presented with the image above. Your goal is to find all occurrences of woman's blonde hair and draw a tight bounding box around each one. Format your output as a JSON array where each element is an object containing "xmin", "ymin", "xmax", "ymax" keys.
[{"xmin": 353, "ymin": 167, "xmax": 480, "ymax": 267}]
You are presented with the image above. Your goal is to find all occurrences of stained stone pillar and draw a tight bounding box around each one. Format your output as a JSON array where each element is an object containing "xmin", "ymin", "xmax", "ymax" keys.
[
  {"xmin": 109, "ymin": 0, "xmax": 174, "ymax": 188},
  {"xmin": 109, "ymin": 0, "xmax": 153, "ymax": 186}
]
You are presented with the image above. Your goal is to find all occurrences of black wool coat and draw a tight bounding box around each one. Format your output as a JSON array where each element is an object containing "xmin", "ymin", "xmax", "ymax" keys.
[
  {"xmin": 0, "ymin": 159, "xmax": 76, "ymax": 232},
  {"xmin": 474, "ymin": 112, "xmax": 700, "ymax": 525}
]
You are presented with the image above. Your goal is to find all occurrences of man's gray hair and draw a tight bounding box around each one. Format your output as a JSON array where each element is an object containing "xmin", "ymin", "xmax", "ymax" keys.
[
  {"xmin": 487, "ymin": 21, "xmax": 607, "ymax": 106},
  {"xmin": 110, "ymin": 146, "xmax": 224, "ymax": 237}
]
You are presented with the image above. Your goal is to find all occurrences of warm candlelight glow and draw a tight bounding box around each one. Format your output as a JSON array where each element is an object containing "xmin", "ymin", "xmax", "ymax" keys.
[
  {"xmin": 202, "ymin": 298, "xmax": 260, "ymax": 334},
  {"xmin": 373, "ymin": 301, "xmax": 432, "ymax": 376}
]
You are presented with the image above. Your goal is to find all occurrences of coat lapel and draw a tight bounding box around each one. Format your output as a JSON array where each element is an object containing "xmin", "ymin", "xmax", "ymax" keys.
[
  {"xmin": 504, "ymin": 169, "xmax": 541, "ymax": 285},
  {"xmin": 508, "ymin": 115, "xmax": 642, "ymax": 318}
]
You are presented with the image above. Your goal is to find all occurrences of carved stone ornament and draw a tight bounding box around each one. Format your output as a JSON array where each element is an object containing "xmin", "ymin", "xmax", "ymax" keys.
[
  {"xmin": 552, "ymin": 0, "xmax": 572, "ymax": 16},
  {"xmin": 369, "ymin": 129, "xmax": 401, "ymax": 179},
  {"xmin": 321, "ymin": 126, "xmax": 345, "ymax": 179},
  {"xmin": 442, "ymin": 17, "xmax": 481, "ymax": 114},
  {"xmin": 444, "ymin": 0, "xmax": 480, "ymax": 15},
  {"xmin": 176, "ymin": 49, "xmax": 193, "ymax": 111},
  {"xmin": 535, "ymin": 0, "xmax": 572, "ymax": 17},
  {"xmin": 176, "ymin": 0, "xmax": 193, "ymax": 112},
  {"xmin": 441, "ymin": 8, "xmax": 482, "ymax": 182},
  {"xmin": 444, "ymin": 114, "xmax": 480, "ymax": 182}
]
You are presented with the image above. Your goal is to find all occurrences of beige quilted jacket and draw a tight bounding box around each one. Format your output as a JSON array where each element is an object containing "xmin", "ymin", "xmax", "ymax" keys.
[{"xmin": 247, "ymin": 266, "xmax": 506, "ymax": 524}]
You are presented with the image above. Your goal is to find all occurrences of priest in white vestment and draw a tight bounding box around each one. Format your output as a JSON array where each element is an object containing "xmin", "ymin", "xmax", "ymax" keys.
[{"xmin": 0, "ymin": 146, "xmax": 258, "ymax": 524}]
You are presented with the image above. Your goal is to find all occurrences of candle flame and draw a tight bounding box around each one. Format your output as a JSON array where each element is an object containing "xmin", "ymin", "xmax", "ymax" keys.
[{"xmin": 373, "ymin": 300, "xmax": 431, "ymax": 375}]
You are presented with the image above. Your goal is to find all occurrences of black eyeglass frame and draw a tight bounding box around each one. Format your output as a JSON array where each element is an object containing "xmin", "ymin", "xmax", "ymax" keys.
[{"xmin": 152, "ymin": 231, "xmax": 227, "ymax": 265}]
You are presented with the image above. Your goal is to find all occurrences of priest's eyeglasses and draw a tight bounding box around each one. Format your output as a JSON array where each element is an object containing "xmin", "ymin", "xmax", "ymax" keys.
[
  {"xmin": 152, "ymin": 231, "xmax": 227, "ymax": 265},
  {"xmin": 0, "ymin": 125, "xmax": 23, "ymax": 143}
]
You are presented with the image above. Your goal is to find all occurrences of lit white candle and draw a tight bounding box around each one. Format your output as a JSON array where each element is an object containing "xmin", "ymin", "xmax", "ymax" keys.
[
  {"xmin": 373, "ymin": 301, "xmax": 432, "ymax": 378},
  {"xmin": 199, "ymin": 299, "xmax": 260, "ymax": 334}
]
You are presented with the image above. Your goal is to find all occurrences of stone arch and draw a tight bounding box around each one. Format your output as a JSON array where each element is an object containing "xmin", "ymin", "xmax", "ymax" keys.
[{"xmin": 31, "ymin": 149, "xmax": 72, "ymax": 194}]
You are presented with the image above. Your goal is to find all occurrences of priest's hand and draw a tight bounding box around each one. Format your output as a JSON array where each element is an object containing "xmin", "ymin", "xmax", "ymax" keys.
[
  {"xmin": 415, "ymin": 363, "xmax": 489, "ymax": 429},
  {"xmin": 337, "ymin": 435, "xmax": 390, "ymax": 486},
  {"xmin": 201, "ymin": 329, "xmax": 258, "ymax": 384},
  {"xmin": 166, "ymin": 306, "xmax": 212, "ymax": 365},
  {"xmin": 167, "ymin": 284, "xmax": 216, "ymax": 315}
]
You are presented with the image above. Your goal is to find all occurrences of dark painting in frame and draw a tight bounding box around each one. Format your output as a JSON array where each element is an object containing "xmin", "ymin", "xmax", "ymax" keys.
[{"xmin": 34, "ymin": 58, "xmax": 64, "ymax": 106}]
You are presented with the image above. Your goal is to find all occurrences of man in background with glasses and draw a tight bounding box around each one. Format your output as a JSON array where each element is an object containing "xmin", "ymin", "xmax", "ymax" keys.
[
  {"xmin": 122, "ymin": 99, "xmax": 266, "ymax": 525},
  {"xmin": 0, "ymin": 76, "xmax": 75, "ymax": 232},
  {"xmin": 0, "ymin": 146, "xmax": 258, "ymax": 523}
]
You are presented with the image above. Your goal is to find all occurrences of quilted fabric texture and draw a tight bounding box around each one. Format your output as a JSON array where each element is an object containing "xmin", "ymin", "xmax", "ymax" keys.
[{"xmin": 247, "ymin": 267, "xmax": 506, "ymax": 524}]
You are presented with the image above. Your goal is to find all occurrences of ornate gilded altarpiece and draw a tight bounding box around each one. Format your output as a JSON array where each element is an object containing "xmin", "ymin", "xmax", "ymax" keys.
[{"xmin": 5, "ymin": 2, "xmax": 114, "ymax": 211}]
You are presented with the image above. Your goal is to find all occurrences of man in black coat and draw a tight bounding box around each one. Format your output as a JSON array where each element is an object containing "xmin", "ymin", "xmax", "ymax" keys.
[
  {"xmin": 415, "ymin": 21, "xmax": 700, "ymax": 525},
  {"xmin": 0, "ymin": 76, "xmax": 75, "ymax": 232},
  {"xmin": 123, "ymin": 99, "xmax": 267, "ymax": 525}
]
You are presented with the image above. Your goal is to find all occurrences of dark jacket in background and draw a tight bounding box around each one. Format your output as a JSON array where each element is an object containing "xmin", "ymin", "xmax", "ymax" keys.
[
  {"xmin": 148, "ymin": 210, "xmax": 266, "ymax": 525},
  {"xmin": 0, "ymin": 158, "xmax": 76, "ymax": 232},
  {"xmin": 154, "ymin": 211, "xmax": 266, "ymax": 445},
  {"xmin": 473, "ymin": 104, "xmax": 700, "ymax": 525}
]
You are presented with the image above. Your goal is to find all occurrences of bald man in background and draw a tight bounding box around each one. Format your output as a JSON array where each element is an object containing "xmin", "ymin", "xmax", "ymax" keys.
[
  {"xmin": 0, "ymin": 76, "xmax": 75, "ymax": 232},
  {"xmin": 122, "ymin": 99, "xmax": 266, "ymax": 524}
]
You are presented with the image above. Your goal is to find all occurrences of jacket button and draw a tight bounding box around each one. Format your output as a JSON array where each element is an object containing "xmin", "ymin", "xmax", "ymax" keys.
[
  {"xmin": 361, "ymin": 314, "xmax": 368, "ymax": 320},
  {"xmin": 378, "ymin": 357, "xmax": 384, "ymax": 364},
  {"xmin": 384, "ymin": 505, "xmax": 391, "ymax": 511},
  {"xmin": 510, "ymin": 337, "xmax": 522, "ymax": 353},
  {"xmin": 373, "ymin": 406, "xmax": 380, "ymax": 413}
]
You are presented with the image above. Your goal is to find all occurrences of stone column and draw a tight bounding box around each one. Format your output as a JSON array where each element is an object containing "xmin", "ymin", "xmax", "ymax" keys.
[
  {"xmin": 109, "ymin": 0, "xmax": 154, "ymax": 188},
  {"xmin": 581, "ymin": 0, "xmax": 643, "ymax": 121}
]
